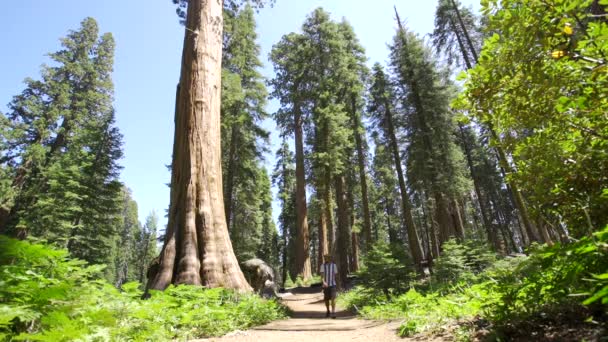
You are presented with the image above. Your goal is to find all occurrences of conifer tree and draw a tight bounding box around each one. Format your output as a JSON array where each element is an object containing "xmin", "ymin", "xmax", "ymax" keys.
[
  {"xmin": 114, "ymin": 187, "xmax": 141, "ymax": 287},
  {"xmin": 0, "ymin": 18, "xmax": 124, "ymax": 267},
  {"xmin": 138, "ymin": 211, "xmax": 160, "ymax": 284},
  {"xmin": 221, "ymin": 5, "xmax": 269, "ymax": 232},
  {"xmin": 272, "ymin": 138, "xmax": 297, "ymax": 284},
  {"xmin": 270, "ymin": 31, "xmax": 313, "ymax": 281},
  {"xmin": 391, "ymin": 11, "xmax": 470, "ymax": 248},
  {"xmin": 367, "ymin": 63, "xmax": 425, "ymax": 270}
]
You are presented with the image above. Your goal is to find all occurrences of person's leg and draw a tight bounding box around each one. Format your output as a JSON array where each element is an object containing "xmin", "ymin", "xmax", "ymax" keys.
[
  {"xmin": 331, "ymin": 287, "xmax": 337, "ymax": 318},
  {"xmin": 324, "ymin": 288, "xmax": 330, "ymax": 317}
]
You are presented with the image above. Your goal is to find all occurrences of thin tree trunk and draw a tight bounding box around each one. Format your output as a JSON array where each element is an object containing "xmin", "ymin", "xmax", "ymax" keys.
[
  {"xmin": 385, "ymin": 200, "xmax": 398, "ymax": 244},
  {"xmin": 458, "ymin": 124, "xmax": 496, "ymax": 246},
  {"xmin": 318, "ymin": 179, "xmax": 329, "ymax": 270},
  {"xmin": 451, "ymin": 198, "xmax": 466, "ymax": 239},
  {"xmin": 224, "ymin": 123, "xmax": 239, "ymax": 230},
  {"xmin": 449, "ymin": 0, "xmax": 479, "ymax": 62},
  {"xmin": 347, "ymin": 178, "xmax": 359, "ymax": 272},
  {"xmin": 147, "ymin": 0, "xmax": 250, "ymax": 292},
  {"xmin": 385, "ymin": 103, "xmax": 425, "ymax": 269},
  {"xmin": 294, "ymin": 103, "xmax": 312, "ymax": 280},
  {"xmin": 324, "ymin": 170, "xmax": 335, "ymax": 254},
  {"xmin": 350, "ymin": 96, "xmax": 373, "ymax": 251},
  {"xmin": 490, "ymin": 129, "xmax": 540, "ymax": 243},
  {"xmin": 334, "ymin": 175, "xmax": 350, "ymax": 289},
  {"xmin": 350, "ymin": 231, "xmax": 360, "ymax": 272}
]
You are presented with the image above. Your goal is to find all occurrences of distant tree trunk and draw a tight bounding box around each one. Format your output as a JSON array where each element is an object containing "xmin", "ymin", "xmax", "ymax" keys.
[
  {"xmin": 350, "ymin": 96, "xmax": 373, "ymax": 251},
  {"xmin": 324, "ymin": 170, "xmax": 335, "ymax": 253},
  {"xmin": 536, "ymin": 217, "xmax": 554, "ymax": 246},
  {"xmin": 224, "ymin": 123, "xmax": 239, "ymax": 230},
  {"xmin": 491, "ymin": 129, "xmax": 540, "ymax": 243},
  {"xmin": 318, "ymin": 203, "xmax": 328, "ymax": 269},
  {"xmin": 435, "ymin": 192, "xmax": 454, "ymax": 244},
  {"xmin": 294, "ymin": 103, "xmax": 312, "ymax": 280},
  {"xmin": 449, "ymin": 0, "xmax": 478, "ymax": 62},
  {"xmin": 451, "ymin": 198, "xmax": 466, "ymax": 239},
  {"xmin": 347, "ymin": 178, "xmax": 359, "ymax": 272},
  {"xmin": 147, "ymin": 0, "xmax": 251, "ymax": 292},
  {"xmin": 385, "ymin": 201, "xmax": 398, "ymax": 244},
  {"xmin": 334, "ymin": 175, "xmax": 350, "ymax": 289},
  {"xmin": 384, "ymin": 103, "xmax": 425, "ymax": 269},
  {"xmin": 458, "ymin": 124, "xmax": 497, "ymax": 247},
  {"xmin": 350, "ymin": 231, "xmax": 360, "ymax": 272}
]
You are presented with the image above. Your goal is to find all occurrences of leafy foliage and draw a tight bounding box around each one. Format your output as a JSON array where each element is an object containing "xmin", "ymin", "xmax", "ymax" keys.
[
  {"xmin": 457, "ymin": 0, "xmax": 608, "ymax": 234},
  {"xmin": 0, "ymin": 236, "xmax": 286, "ymax": 341}
]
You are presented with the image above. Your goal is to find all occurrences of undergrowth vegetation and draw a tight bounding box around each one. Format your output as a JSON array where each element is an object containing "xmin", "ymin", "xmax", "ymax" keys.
[
  {"xmin": 0, "ymin": 236, "xmax": 286, "ymax": 341},
  {"xmin": 340, "ymin": 226, "xmax": 608, "ymax": 339}
]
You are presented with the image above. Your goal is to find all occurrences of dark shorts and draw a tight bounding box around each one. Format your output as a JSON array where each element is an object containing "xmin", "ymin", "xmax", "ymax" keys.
[{"xmin": 323, "ymin": 286, "xmax": 336, "ymax": 301}]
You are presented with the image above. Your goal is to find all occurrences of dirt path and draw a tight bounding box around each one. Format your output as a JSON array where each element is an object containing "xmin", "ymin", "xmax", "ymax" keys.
[{"xmin": 195, "ymin": 287, "xmax": 442, "ymax": 342}]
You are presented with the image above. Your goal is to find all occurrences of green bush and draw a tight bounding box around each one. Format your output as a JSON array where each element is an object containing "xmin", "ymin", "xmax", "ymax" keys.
[
  {"xmin": 355, "ymin": 242, "xmax": 416, "ymax": 299},
  {"xmin": 431, "ymin": 239, "xmax": 497, "ymax": 286},
  {"xmin": 0, "ymin": 236, "xmax": 286, "ymax": 341}
]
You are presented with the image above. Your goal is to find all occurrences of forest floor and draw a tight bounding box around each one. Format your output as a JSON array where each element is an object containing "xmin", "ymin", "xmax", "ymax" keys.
[{"xmin": 194, "ymin": 287, "xmax": 447, "ymax": 342}]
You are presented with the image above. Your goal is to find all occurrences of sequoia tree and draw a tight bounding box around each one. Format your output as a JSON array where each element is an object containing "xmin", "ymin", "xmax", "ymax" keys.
[{"xmin": 148, "ymin": 0, "xmax": 251, "ymax": 291}]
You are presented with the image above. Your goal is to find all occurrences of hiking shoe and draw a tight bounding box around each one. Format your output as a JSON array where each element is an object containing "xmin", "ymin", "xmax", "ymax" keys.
[
  {"xmin": 325, "ymin": 312, "xmax": 330, "ymax": 318},
  {"xmin": 331, "ymin": 315, "xmax": 336, "ymax": 319}
]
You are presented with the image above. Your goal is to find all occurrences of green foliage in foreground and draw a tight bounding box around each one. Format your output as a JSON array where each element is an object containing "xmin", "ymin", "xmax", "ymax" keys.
[
  {"xmin": 340, "ymin": 226, "xmax": 608, "ymax": 337},
  {"xmin": 0, "ymin": 236, "xmax": 286, "ymax": 341}
]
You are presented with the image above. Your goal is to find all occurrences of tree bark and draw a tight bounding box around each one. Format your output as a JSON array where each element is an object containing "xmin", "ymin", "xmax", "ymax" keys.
[
  {"xmin": 294, "ymin": 104, "xmax": 312, "ymax": 280},
  {"xmin": 147, "ymin": 0, "xmax": 251, "ymax": 292}
]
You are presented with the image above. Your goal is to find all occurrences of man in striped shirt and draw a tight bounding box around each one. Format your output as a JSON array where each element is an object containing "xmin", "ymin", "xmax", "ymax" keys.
[{"xmin": 320, "ymin": 253, "xmax": 338, "ymax": 318}]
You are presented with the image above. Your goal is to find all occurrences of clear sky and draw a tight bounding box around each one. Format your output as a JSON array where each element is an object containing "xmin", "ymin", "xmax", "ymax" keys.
[{"xmin": 0, "ymin": 0, "xmax": 480, "ymax": 225}]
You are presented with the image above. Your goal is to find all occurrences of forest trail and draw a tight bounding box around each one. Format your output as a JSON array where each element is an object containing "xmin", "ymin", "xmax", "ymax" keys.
[{"xmin": 197, "ymin": 287, "xmax": 444, "ymax": 342}]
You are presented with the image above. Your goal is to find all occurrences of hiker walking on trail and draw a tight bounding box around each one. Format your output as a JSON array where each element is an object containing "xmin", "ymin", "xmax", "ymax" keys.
[{"xmin": 320, "ymin": 253, "xmax": 338, "ymax": 318}]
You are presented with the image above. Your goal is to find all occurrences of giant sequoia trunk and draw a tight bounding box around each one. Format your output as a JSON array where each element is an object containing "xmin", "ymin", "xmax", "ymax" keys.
[
  {"xmin": 147, "ymin": 0, "xmax": 251, "ymax": 292},
  {"xmin": 294, "ymin": 105, "xmax": 312, "ymax": 280}
]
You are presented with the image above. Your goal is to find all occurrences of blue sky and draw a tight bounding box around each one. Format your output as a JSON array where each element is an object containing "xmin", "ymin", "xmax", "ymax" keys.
[{"xmin": 0, "ymin": 0, "xmax": 480, "ymax": 225}]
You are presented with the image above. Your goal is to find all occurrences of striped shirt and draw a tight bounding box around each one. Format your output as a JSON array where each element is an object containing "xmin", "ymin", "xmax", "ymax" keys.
[{"xmin": 319, "ymin": 262, "xmax": 337, "ymax": 287}]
